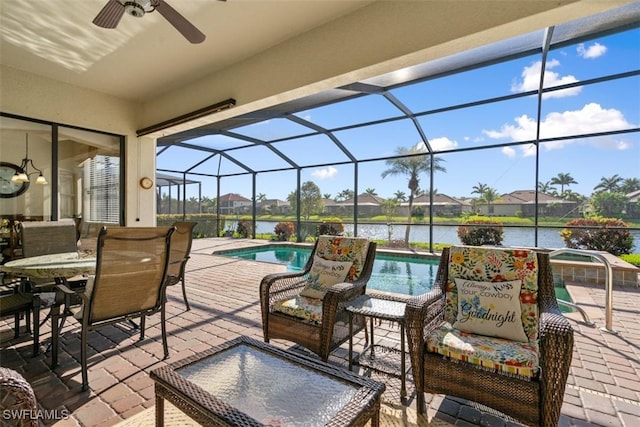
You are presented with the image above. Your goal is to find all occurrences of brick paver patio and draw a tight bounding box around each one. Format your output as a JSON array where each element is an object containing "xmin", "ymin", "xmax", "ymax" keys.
[{"xmin": 1, "ymin": 238, "xmax": 639, "ymax": 426}]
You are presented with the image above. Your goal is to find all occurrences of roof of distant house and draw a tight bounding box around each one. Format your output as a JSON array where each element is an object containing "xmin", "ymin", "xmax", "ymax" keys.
[{"xmin": 219, "ymin": 193, "xmax": 252, "ymax": 202}]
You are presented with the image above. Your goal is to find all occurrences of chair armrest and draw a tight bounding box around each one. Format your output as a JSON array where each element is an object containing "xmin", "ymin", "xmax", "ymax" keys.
[
  {"xmin": 405, "ymin": 287, "xmax": 445, "ymax": 362},
  {"xmin": 538, "ymin": 307, "xmax": 574, "ymax": 371},
  {"xmin": 320, "ymin": 280, "xmax": 366, "ymax": 328},
  {"xmin": 55, "ymin": 283, "xmax": 89, "ymax": 307},
  {"xmin": 260, "ymin": 270, "xmax": 310, "ymax": 313}
]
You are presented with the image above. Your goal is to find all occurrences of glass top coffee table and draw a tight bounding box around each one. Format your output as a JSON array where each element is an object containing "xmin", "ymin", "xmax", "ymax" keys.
[{"xmin": 150, "ymin": 336, "xmax": 385, "ymax": 426}]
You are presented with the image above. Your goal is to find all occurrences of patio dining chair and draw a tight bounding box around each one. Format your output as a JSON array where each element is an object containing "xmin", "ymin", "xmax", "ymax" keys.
[
  {"xmin": 51, "ymin": 226, "xmax": 175, "ymax": 391},
  {"xmin": 165, "ymin": 221, "xmax": 197, "ymax": 310},
  {"xmin": 0, "ymin": 290, "xmax": 40, "ymax": 356},
  {"xmin": 18, "ymin": 220, "xmax": 86, "ymax": 328},
  {"xmin": 405, "ymin": 245, "xmax": 574, "ymax": 427},
  {"xmin": 260, "ymin": 235, "xmax": 376, "ymax": 362}
]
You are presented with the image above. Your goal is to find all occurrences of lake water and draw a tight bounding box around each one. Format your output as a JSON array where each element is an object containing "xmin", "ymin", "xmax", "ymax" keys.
[{"xmin": 253, "ymin": 221, "xmax": 640, "ymax": 252}]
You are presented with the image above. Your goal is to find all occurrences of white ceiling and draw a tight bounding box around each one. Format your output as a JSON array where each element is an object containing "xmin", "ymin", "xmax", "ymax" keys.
[{"xmin": 0, "ymin": 0, "xmax": 373, "ymax": 103}]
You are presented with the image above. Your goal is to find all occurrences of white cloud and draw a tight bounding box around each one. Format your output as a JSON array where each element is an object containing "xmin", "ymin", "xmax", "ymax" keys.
[
  {"xmin": 511, "ymin": 59, "xmax": 581, "ymax": 98},
  {"xmin": 312, "ymin": 166, "xmax": 338, "ymax": 180},
  {"xmin": 501, "ymin": 146, "xmax": 516, "ymax": 158},
  {"xmin": 484, "ymin": 103, "xmax": 634, "ymax": 157},
  {"xmin": 577, "ymin": 42, "xmax": 607, "ymax": 59},
  {"xmin": 427, "ymin": 137, "xmax": 458, "ymax": 151}
]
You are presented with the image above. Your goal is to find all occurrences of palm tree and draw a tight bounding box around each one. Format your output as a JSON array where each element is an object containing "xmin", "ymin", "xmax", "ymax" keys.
[
  {"xmin": 550, "ymin": 173, "xmax": 577, "ymax": 196},
  {"xmin": 537, "ymin": 181, "xmax": 556, "ymax": 195},
  {"xmin": 381, "ymin": 145, "xmax": 446, "ymax": 243},
  {"xmin": 471, "ymin": 182, "xmax": 488, "ymax": 197},
  {"xmin": 480, "ymin": 187, "xmax": 500, "ymax": 208},
  {"xmin": 393, "ymin": 190, "xmax": 407, "ymax": 202},
  {"xmin": 594, "ymin": 174, "xmax": 623, "ymax": 193},
  {"xmin": 620, "ymin": 178, "xmax": 640, "ymax": 194},
  {"xmin": 365, "ymin": 188, "xmax": 377, "ymax": 195},
  {"xmin": 335, "ymin": 189, "xmax": 354, "ymax": 202}
]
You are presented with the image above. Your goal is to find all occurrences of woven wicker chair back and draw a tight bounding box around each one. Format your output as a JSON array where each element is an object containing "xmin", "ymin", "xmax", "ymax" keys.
[
  {"xmin": 88, "ymin": 226, "xmax": 173, "ymax": 323},
  {"xmin": 166, "ymin": 222, "xmax": 196, "ymax": 279},
  {"xmin": 20, "ymin": 220, "xmax": 77, "ymax": 257}
]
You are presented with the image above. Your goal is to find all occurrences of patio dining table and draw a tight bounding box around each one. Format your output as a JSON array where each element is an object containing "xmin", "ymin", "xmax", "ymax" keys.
[
  {"xmin": 0, "ymin": 251, "xmax": 96, "ymax": 364},
  {"xmin": 0, "ymin": 251, "xmax": 96, "ymax": 281}
]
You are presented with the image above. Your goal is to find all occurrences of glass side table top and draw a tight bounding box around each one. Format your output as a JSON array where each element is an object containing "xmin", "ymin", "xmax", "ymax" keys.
[
  {"xmin": 176, "ymin": 343, "xmax": 358, "ymax": 426},
  {"xmin": 346, "ymin": 294, "xmax": 406, "ymax": 321}
]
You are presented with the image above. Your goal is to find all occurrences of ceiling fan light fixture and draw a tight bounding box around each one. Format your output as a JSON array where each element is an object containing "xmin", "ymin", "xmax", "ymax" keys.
[
  {"xmin": 121, "ymin": 0, "xmax": 154, "ymax": 18},
  {"xmin": 123, "ymin": 2, "xmax": 145, "ymax": 18}
]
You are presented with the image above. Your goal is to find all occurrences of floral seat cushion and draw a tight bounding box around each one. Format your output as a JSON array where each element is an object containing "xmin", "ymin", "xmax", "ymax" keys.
[
  {"xmin": 273, "ymin": 295, "xmax": 323, "ymax": 324},
  {"xmin": 444, "ymin": 246, "xmax": 539, "ymax": 342},
  {"xmin": 313, "ymin": 235, "xmax": 370, "ymax": 280},
  {"xmin": 427, "ymin": 322, "xmax": 539, "ymax": 378},
  {"xmin": 274, "ymin": 236, "xmax": 371, "ymax": 323}
]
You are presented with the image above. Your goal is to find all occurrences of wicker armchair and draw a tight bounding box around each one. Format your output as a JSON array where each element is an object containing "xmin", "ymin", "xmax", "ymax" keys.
[
  {"xmin": 405, "ymin": 245, "xmax": 574, "ymax": 427},
  {"xmin": 165, "ymin": 221, "xmax": 197, "ymax": 310},
  {"xmin": 51, "ymin": 226, "xmax": 175, "ymax": 391},
  {"xmin": 260, "ymin": 235, "xmax": 376, "ymax": 362},
  {"xmin": 0, "ymin": 367, "xmax": 39, "ymax": 427}
]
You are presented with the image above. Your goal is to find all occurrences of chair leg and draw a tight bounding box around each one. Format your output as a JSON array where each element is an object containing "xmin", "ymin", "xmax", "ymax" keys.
[
  {"xmin": 139, "ymin": 315, "xmax": 146, "ymax": 340},
  {"xmin": 181, "ymin": 279, "xmax": 190, "ymax": 311},
  {"xmin": 32, "ymin": 295, "xmax": 40, "ymax": 357},
  {"xmin": 81, "ymin": 326, "xmax": 89, "ymax": 391},
  {"xmin": 13, "ymin": 312, "xmax": 20, "ymax": 339},
  {"xmin": 50, "ymin": 304, "xmax": 61, "ymax": 369},
  {"xmin": 161, "ymin": 305, "xmax": 168, "ymax": 359}
]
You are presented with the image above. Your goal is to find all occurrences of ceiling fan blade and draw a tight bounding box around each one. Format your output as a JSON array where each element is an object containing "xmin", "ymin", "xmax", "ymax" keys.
[
  {"xmin": 92, "ymin": 0, "xmax": 125, "ymax": 29},
  {"xmin": 155, "ymin": 0, "xmax": 206, "ymax": 44}
]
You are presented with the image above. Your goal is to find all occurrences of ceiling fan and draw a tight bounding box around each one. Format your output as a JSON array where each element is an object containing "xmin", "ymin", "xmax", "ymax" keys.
[{"xmin": 92, "ymin": 0, "xmax": 212, "ymax": 44}]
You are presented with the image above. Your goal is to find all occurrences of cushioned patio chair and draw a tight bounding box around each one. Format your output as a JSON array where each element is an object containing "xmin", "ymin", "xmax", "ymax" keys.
[
  {"xmin": 405, "ymin": 245, "xmax": 574, "ymax": 427},
  {"xmin": 260, "ymin": 235, "xmax": 376, "ymax": 361},
  {"xmin": 51, "ymin": 226, "xmax": 175, "ymax": 391},
  {"xmin": 165, "ymin": 221, "xmax": 197, "ymax": 310}
]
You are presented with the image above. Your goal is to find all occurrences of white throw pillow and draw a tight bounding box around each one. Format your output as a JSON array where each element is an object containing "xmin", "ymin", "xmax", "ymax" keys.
[
  {"xmin": 299, "ymin": 256, "xmax": 353, "ymax": 299},
  {"xmin": 452, "ymin": 278, "xmax": 528, "ymax": 342}
]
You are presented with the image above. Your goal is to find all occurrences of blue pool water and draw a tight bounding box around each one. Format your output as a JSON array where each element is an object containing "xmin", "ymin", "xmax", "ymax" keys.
[
  {"xmin": 218, "ymin": 245, "xmax": 439, "ymax": 296},
  {"xmin": 217, "ymin": 245, "xmax": 574, "ymax": 309}
]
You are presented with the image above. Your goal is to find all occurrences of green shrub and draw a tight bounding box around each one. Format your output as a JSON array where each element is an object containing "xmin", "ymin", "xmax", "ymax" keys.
[
  {"xmin": 317, "ymin": 217, "xmax": 344, "ymax": 236},
  {"xmin": 274, "ymin": 221, "xmax": 295, "ymax": 241},
  {"xmin": 457, "ymin": 217, "xmax": 504, "ymax": 246},
  {"xmin": 560, "ymin": 218, "xmax": 634, "ymax": 256},
  {"xmin": 620, "ymin": 253, "xmax": 640, "ymax": 267},
  {"xmin": 236, "ymin": 220, "xmax": 253, "ymax": 238},
  {"xmin": 412, "ymin": 206, "xmax": 425, "ymax": 221}
]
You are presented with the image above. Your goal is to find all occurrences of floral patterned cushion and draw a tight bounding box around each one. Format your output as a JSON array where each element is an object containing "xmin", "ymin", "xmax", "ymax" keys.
[
  {"xmin": 453, "ymin": 278, "xmax": 528, "ymax": 342},
  {"xmin": 445, "ymin": 246, "xmax": 539, "ymax": 343},
  {"xmin": 427, "ymin": 322, "xmax": 539, "ymax": 378},
  {"xmin": 299, "ymin": 256, "xmax": 353, "ymax": 299},
  {"xmin": 273, "ymin": 295, "xmax": 323, "ymax": 324},
  {"xmin": 314, "ymin": 235, "xmax": 370, "ymax": 281}
]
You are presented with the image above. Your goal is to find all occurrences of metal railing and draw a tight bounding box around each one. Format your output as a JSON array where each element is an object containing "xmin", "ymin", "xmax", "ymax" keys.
[{"xmin": 550, "ymin": 248, "xmax": 617, "ymax": 334}]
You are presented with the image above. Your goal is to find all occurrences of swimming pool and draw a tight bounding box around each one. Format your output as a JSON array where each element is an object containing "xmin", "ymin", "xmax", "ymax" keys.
[
  {"xmin": 217, "ymin": 245, "xmax": 437, "ymax": 296},
  {"xmin": 216, "ymin": 245, "xmax": 574, "ymax": 309}
]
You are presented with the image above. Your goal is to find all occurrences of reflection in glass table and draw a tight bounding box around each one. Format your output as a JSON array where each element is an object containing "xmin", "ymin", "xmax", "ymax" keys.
[{"xmin": 151, "ymin": 336, "xmax": 385, "ymax": 427}]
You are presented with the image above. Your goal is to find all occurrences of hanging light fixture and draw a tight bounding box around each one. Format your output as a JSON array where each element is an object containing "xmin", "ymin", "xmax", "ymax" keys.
[{"xmin": 11, "ymin": 134, "xmax": 48, "ymax": 185}]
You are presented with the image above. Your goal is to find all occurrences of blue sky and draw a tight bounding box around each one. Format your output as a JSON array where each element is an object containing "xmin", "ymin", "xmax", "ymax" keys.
[{"xmin": 158, "ymin": 27, "xmax": 639, "ymax": 202}]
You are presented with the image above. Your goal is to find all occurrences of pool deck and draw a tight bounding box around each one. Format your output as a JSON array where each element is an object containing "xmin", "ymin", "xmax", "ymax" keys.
[{"xmin": 1, "ymin": 237, "xmax": 639, "ymax": 426}]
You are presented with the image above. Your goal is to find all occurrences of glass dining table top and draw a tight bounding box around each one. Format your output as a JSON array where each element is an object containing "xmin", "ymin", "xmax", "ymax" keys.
[{"xmin": 0, "ymin": 251, "xmax": 96, "ymax": 279}]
